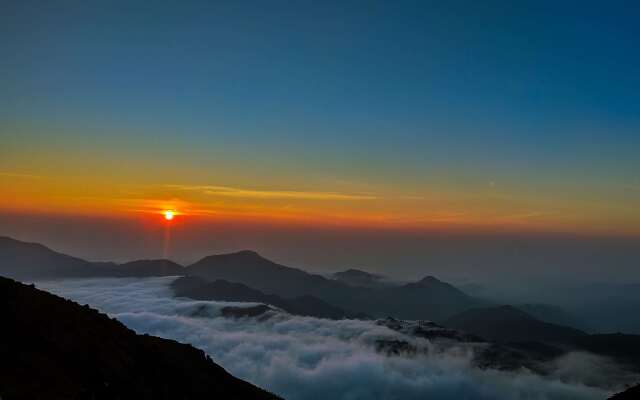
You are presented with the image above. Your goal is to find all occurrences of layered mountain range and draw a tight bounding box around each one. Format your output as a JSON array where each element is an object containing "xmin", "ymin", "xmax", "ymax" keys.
[
  {"xmin": 184, "ymin": 249, "xmax": 479, "ymax": 321},
  {"xmin": 0, "ymin": 236, "xmax": 478, "ymax": 321},
  {"xmin": 0, "ymin": 236, "xmax": 183, "ymax": 280},
  {"xmin": 172, "ymin": 276, "xmax": 369, "ymax": 320},
  {"xmin": 3, "ymin": 234, "xmax": 640, "ymax": 397},
  {"xmin": 331, "ymin": 268, "xmax": 390, "ymax": 288}
]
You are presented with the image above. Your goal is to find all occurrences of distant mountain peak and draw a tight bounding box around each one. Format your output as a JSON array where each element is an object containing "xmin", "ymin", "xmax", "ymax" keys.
[
  {"xmin": 418, "ymin": 276, "xmax": 443, "ymax": 284},
  {"xmin": 332, "ymin": 268, "xmax": 388, "ymax": 288},
  {"xmin": 200, "ymin": 250, "xmax": 268, "ymax": 263},
  {"xmin": 234, "ymin": 249, "xmax": 263, "ymax": 257},
  {"xmin": 342, "ymin": 268, "xmax": 376, "ymax": 275},
  {"xmin": 496, "ymin": 304, "xmax": 527, "ymax": 312},
  {"xmin": 334, "ymin": 268, "xmax": 382, "ymax": 279},
  {"xmin": 405, "ymin": 275, "xmax": 454, "ymax": 289},
  {"xmin": 0, "ymin": 236, "xmax": 185, "ymax": 279}
]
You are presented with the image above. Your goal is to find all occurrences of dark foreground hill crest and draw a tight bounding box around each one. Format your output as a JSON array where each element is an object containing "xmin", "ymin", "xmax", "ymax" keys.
[{"xmin": 0, "ymin": 276, "xmax": 281, "ymax": 400}]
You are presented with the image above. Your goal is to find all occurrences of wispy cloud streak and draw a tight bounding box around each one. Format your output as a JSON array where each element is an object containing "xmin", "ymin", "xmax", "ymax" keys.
[
  {"xmin": 166, "ymin": 184, "xmax": 377, "ymax": 201},
  {"xmin": 0, "ymin": 171, "xmax": 45, "ymax": 179}
]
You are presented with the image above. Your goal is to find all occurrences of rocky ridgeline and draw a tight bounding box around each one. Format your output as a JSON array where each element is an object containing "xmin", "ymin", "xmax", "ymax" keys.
[{"xmin": 0, "ymin": 276, "xmax": 281, "ymax": 400}]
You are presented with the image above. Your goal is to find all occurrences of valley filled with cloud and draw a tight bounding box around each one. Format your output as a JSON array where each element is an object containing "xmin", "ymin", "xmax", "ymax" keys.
[{"xmin": 36, "ymin": 277, "xmax": 627, "ymax": 400}]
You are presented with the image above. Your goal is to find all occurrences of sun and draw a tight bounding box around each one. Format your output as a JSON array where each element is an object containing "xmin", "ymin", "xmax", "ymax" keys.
[{"xmin": 163, "ymin": 210, "xmax": 175, "ymax": 220}]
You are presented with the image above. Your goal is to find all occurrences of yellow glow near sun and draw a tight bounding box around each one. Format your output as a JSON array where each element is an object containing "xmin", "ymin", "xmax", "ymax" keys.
[{"xmin": 164, "ymin": 210, "xmax": 175, "ymax": 220}]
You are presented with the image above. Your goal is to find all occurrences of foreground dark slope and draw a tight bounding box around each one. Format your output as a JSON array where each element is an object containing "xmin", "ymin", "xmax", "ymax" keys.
[
  {"xmin": 186, "ymin": 250, "xmax": 479, "ymax": 321},
  {"xmin": 609, "ymin": 383, "xmax": 640, "ymax": 399},
  {"xmin": 0, "ymin": 276, "xmax": 281, "ymax": 400},
  {"xmin": 0, "ymin": 236, "xmax": 183, "ymax": 279}
]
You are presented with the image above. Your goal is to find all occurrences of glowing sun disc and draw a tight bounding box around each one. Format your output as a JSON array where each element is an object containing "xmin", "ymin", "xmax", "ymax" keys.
[{"xmin": 164, "ymin": 210, "xmax": 175, "ymax": 220}]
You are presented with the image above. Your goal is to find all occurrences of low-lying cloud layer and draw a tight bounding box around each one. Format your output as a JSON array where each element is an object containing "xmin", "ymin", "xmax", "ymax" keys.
[{"xmin": 36, "ymin": 277, "xmax": 623, "ymax": 400}]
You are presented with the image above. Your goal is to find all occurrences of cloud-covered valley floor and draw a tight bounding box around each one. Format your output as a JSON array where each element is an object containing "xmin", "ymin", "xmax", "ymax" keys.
[{"xmin": 36, "ymin": 277, "xmax": 622, "ymax": 400}]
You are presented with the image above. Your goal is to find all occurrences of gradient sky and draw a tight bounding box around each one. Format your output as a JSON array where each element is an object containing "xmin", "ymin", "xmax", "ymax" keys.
[{"xmin": 2, "ymin": 0, "xmax": 640, "ymax": 271}]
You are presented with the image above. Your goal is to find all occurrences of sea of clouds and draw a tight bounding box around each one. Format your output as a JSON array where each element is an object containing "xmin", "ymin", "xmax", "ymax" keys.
[{"xmin": 35, "ymin": 277, "xmax": 628, "ymax": 400}]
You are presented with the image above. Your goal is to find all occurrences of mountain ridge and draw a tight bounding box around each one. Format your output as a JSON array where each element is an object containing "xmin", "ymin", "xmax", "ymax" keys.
[
  {"xmin": 0, "ymin": 236, "xmax": 184, "ymax": 279},
  {"xmin": 184, "ymin": 249, "xmax": 479, "ymax": 321},
  {"xmin": 172, "ymin": 276, "xmax": 368, "ymax": 320},
  {"xmin": 0, "ymin": 236, "xmax": 479, "ymax": 321},
  {"xmin": 331, "ymin": 268, "xmax": 389, "ymax": 288},
  {"xmin": 0, "ymin": 275, "xmax": 281, "ymax": 399},
  {"xmin": 444, "ymin": 305, "xmax": 587, "ymax": 344},
  {"xmin": 609, "ymin": 383, "xmax": 640, "ymax": 399}
]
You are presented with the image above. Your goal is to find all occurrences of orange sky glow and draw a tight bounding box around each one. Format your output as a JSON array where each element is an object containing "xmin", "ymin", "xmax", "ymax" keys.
[{"xmin": 1, "ymin": 170, "xmax": 638, "ymax": 238}]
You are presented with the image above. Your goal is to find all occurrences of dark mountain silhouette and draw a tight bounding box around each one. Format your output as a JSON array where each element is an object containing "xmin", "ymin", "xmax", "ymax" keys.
[
  {"xmin": 609, "ymin": 383, "xmax": 640, "ymax": 399},
  {"xmin": 574, "ymin": 334, "xmax": 640, "ymax": 372},
  {"xmin": 172, "ymin": 276, "xmax": 367, "ymax": 320},
  {"xmin": 516, "ymin": 303, "xmax": 587, "ymax": 331},
  {"xmin": 444, "ymin": 305, "xmax": 587, "ymax": 344},
  {"xmin": 0, "ymin": 276, "xmax": 280, "ymax": 400},
  {"xmin": 0, "ymin": 236, "xmax": 94, "ymax": 279},
  {"xmin": 332, "ymin": 268, "xmax": 389, "ymax": 288},
  {"xmin": 374, "ymin": 317, "xmax": 566, "ymax": 375},
  {"xmin": 375, "ymin": 316, "xmax": 640, "ymax": 386},
  {"xmin": 399, "ymin": 276, "xmax": 472, "ymax": 305},
  {"xmin": 446, "ymin": 306, "xmax": 640, "ymax": 374},
  {"xmin": 1, "ymin": 237, "xmax": 477, "ymax": 321},
  {"xmin": 0, "ymin": 236, "xmax": 184, "ymax": 279},
  {"xmin": 575, "ymin": 296, "xmax": 640, "ymax": 335},
  {"xmin": 371, "ymin": 276, "xmax": 480, "ymax": 321},
  {"xmin": 184, "ymin": 250, "xmax": 480, "ymax": 321},
  {"xmin": 186, "ymin": 250, "xmax": 332, "ymax": 298}
]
